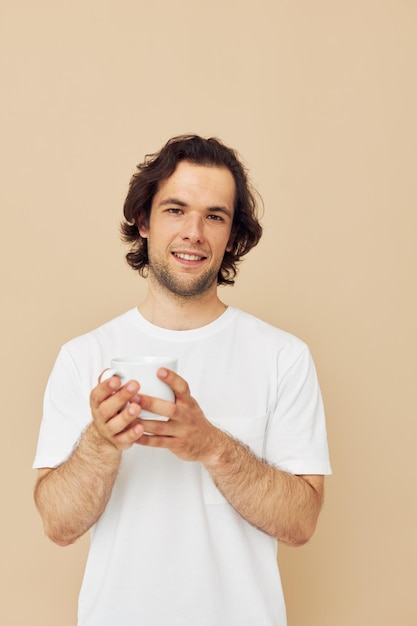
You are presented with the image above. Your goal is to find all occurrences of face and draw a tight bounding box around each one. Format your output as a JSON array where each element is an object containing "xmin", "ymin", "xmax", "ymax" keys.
[{"xmin": 138, "ymin": 161, "xmax": 235, "ymax": 299}]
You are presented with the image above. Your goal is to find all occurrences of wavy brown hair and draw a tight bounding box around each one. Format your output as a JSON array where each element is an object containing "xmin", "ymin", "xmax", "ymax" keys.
[{"xmin": 121, "ymin": 134, "xmax": 263, "ymax": 285}]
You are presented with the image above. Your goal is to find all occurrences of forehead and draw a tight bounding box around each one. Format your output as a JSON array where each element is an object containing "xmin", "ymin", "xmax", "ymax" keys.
[{"xmin": 153, "ymin": 161, "xmax": 236, "ymax": 209}]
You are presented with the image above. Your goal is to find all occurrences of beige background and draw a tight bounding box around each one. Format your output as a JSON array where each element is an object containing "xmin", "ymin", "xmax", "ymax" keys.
[{"xmin": 1, "ymin": 1, "xmax": 416, "ymax": 624}]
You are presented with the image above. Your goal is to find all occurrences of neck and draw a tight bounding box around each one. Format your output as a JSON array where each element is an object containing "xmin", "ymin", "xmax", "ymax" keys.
[{"xmin": 138, "ymin": 283, "xmax": 228, "ymax": 331}]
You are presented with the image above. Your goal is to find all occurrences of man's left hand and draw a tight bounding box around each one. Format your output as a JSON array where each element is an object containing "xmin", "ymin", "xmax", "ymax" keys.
[{"xmin": 135, "ymin": 367, "xmax": 223, "ymax": 463}]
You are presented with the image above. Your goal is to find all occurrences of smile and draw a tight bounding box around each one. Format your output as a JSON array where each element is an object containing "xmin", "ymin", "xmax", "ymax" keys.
[{"xmin": 173, "ymin": 252, "xmax": 205, "ymax": 261}]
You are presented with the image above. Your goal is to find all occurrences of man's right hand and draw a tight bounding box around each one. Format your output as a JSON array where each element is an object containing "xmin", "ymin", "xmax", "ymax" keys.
[
  {"xmin": 89, "ymin": 374, "xmax": 145, "ymax": 450},
  {"xmin": 34, "ymin": 373, "xmax": 144, "ymax": 546}
]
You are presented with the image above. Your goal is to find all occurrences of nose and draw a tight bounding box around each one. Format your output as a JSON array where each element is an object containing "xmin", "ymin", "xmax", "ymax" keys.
[{"xmin": 181, "ymin": 213, "xmax": 205, "ymax": 243}]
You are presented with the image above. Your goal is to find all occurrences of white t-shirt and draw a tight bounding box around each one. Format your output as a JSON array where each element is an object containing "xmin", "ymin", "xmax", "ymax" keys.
[{"xmin": 33, "ymin": 307, "xmax": 332, "ymax": 626}]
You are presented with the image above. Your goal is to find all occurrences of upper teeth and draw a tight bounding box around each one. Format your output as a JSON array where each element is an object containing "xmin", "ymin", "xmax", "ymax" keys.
[{"xmin": 175, "ymin": 253, "xmax": 202, "ymax": 261}]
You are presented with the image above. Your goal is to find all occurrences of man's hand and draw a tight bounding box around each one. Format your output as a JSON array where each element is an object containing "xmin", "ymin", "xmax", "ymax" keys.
[
  {"xmin": 34, "ymin": 373, "xmax": 146, "ymax": 546},
  {"xmin": 134, "ymin": 367, "xmax": 222, "ymax": 462},
  {"xmin": 135, "ymin": 367, "xmax": 324, "ymax": 544},
  {"xmin": 89, "ymin": 374, "xmax": 145, "ymax": 451}
]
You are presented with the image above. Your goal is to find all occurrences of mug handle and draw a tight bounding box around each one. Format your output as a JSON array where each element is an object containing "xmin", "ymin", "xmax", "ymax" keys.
[{"xmin": 100, "ymin": 368, "xmax": 126, "ymax": 383}]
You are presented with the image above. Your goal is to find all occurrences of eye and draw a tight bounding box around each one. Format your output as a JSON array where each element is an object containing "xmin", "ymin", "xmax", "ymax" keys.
[
  {"xmin": 166, "ymin": 207, "xmax": 183, "ymax": 215},
  {"xmin": 207, "ymin": 214, "xmax": 223, "ymax": 221}
]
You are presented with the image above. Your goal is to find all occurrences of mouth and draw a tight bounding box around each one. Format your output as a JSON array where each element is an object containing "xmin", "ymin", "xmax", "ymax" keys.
[{"xmin": 172, "ymin": 252, "xmax": 206, "ymax": 262}]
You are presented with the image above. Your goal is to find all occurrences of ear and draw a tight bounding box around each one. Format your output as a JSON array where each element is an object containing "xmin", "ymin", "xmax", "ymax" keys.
[
  {"xmin": 137, "ymin": 211, "xmax": 149, "ymax": 238},
  {"xmin": 225, "ymin": 229, "xmax": 235, "ymax": 253}
]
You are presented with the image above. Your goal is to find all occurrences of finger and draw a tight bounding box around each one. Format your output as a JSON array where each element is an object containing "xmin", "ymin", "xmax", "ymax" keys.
[
  {"xmin": 112, "ymin": 418, "xmax": 145, "ymax": 450},
  {"xmin": 90, "ymin": 374, "xmax": 122, "ymax": 409},
  {"xmin": 136, "ymin": 433, "xmax": 173, "ymax": 449},
  {"xmin": 91, "ymin": 379, "xmax": 140, "ymax": 420},
  {"xmin": 137, "ymin": 416, "xmax": 174, "ymax": 437},
  {"xmin": 157, "ymin": 368, "xmax": 190, "ymax": 401},
  {"xmin": 105, "ymin": 402, "xmax": 142, "ymax": 436},
  {"xmin": 137, "ymin": 393, "xmax": 175, "ymax": 420}
]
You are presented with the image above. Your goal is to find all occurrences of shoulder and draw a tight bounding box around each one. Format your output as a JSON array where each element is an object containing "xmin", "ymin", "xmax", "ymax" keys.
[
  {"xmin": 60, "ymin": 309, "xmax": 137, "ymax": 357},
  {"xmin": 230, "ymin": 307, "xmax": 308, "ymax": 351},
  {"xmin": 228, "ymin": 308, "xmax": 314, "ymax": 377}
]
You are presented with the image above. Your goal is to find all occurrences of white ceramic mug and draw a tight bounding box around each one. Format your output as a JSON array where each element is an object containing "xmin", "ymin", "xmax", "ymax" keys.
[{"xmin": 102, "ymin": 356, "xmax": 178, "ymax": 419}]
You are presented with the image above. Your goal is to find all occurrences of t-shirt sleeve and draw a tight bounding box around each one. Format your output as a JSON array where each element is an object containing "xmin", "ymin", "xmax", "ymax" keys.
[
  {"xmin": 32, "ymin": 346, "xmax": 93, "ymax": 469},
  {"xmin": 265, "ymin": 346, "xmax": 332, "ymax": 475}
]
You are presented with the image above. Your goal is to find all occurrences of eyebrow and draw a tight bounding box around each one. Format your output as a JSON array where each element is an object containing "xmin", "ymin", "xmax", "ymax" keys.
[{"xmin": 158, "ymin": 197, "xmax": 233, "ymax": 219}]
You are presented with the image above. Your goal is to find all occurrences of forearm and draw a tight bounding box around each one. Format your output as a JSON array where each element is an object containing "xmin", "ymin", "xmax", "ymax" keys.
[
  {"xmin": 204, "ymin": 430, "xmax": 324, "ymax": 546},
  {"xmin": 34, "ymin": 423, "xmax": 122, "ymax": 546}
]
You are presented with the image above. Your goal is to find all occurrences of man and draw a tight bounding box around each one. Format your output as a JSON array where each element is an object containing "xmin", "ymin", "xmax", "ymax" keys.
[{"xmin": 33, "ymin": 135, "xmax": 331, "ymax": 626}]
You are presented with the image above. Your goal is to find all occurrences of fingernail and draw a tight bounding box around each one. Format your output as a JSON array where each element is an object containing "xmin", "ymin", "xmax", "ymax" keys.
[{"xmin": 159, "ymin": 368, "xmax": 168, "ymax": 378}]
